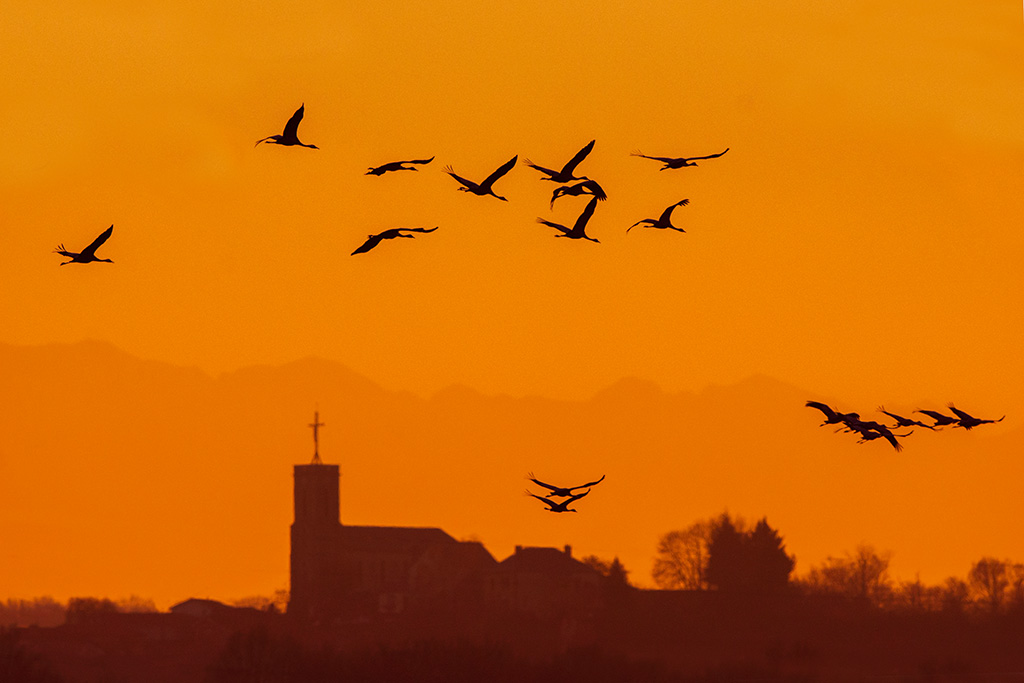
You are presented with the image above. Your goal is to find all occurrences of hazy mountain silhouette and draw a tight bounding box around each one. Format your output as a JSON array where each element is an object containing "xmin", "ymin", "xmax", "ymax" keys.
[{"xmin": 2, "ymin": 340, "xmax": 1021, "ymax": 606}]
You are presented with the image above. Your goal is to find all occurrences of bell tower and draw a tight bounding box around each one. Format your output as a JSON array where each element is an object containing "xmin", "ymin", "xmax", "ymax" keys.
[{"xmin": 289, "ymin": 411, "xmax": 343, "ymax": 621}]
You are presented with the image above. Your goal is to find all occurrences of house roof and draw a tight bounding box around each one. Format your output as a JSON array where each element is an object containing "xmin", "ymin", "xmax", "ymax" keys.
[{"xmin": 494, "ymin": 546, "xmax": 598, "ymax": 576}]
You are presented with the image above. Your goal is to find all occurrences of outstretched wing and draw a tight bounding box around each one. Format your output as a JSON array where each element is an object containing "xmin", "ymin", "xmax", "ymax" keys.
[
  {"xmin": 687, "ymin": 148, "xmax": 729, "ymax": 162},
  {"xmin": 917, "ymin": 409, "xmax": 951, "ymax": 421},
  {"xmin": 946, "ymin": 404, "xmax": 975, "ymax": 421},
  {"xmin": 576, "ymin": 474, "xmax": 605, "ymax": 489},
  {"xmin": 631, "ymin": 150, "xmax": 676, "ymax": 163},
  {"xmin": 481, "ymin": 155, "xmax": 518, "ymax": 189},
  {"xmin": 405, "ymin": 156, "xmax": 435, "ymax": 165},
  {"xmin": 573, "ymin": 197, "xmax": 599, "ymax": 233},
  {"xmin": 566, "ymin": 488, "xmax": 591, "ymax": 504},
  {"xmin": 536, "ymin": 218, "xmax": 570, "ymax": 236},
  {"xmin": 81, "ymin": 225, "xmax": 114, "ymax": 258},
  {"xmin": 523, "ymin": 159, "xmax": 558, "ymax": 177},
  {"xmin": 581, "ymin": 179, "xmax": 607, "ymax": 200},
  {"xmin": 444, "ymin": 166, "xmax": 478, "ymax": 191},
  {"xmin": 659, "ymin": 199, "xmax": 689, "ymax": 224},
  {"xmin": 282, "ymin": 104, "xmax": 305, "ymax": 138},
  {"xmin": 560, "ymin": 139, "xmax": 595, "ymax": 175},
  {"xmin": 805, "ymin": 401, "xmax": 838, "ymax": 420},
  {"xmin": 880, "ymin": 430, "xmax": 904, "ymax": 452},
  {"xmin": 399, "ymin": 226, "xmax": 439, "ymax": 235},
  {"xmin": 351, "ymin": 232, "xmax": 385, "ymax": 255},
  {"xmin": 525, "ymin": 490, "xmax": 557, "ymax": 509}
]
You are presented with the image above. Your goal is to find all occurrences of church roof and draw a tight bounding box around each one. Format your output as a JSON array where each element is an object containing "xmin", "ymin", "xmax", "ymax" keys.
[{"xmin": 339, "ymin": 525, "xmax": 456, "ymax": 553}]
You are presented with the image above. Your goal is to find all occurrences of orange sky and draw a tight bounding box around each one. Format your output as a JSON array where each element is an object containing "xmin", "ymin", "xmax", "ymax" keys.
[{"xmin": 2, "ymin": 1, "xmax": 1023, "ymax": 606}]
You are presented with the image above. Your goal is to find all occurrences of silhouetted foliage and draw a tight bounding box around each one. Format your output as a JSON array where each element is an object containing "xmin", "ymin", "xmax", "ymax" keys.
[
  {"xmin": 0, "ymin": 597, "xmax": 65, "ymax": 627},
  {"xmin": 803, "ymin": 544, "xmax": 893, "ymax": 606},
  {"xmin": 968, "ymin": 557, "xmax": 1012, "ymax": 613},
  {"xmin": 705, "ymin": 513, "xmax": 794, "ymax": 592},
  {"xmin": 65, "ymin": 597, "xmax": 118, "ymax": 624},
  {"xmin": 0, "ymin": 627, "xmax": 64, "ymax": 683},
  {"xmin": 651, "ymin": 520, "xmax": 711, "ymax": 590}
]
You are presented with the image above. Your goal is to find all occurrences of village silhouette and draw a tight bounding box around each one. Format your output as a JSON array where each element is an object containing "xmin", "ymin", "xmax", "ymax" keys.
[{"xmin": 4, "ymin": 412, "xmax": 1024, "ymax": 683}]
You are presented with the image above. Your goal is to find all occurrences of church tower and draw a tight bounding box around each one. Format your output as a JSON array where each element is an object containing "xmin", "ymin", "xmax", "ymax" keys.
[{"xmin": 288, "ymin": 411, "xmax": 343, "ymax": 620}]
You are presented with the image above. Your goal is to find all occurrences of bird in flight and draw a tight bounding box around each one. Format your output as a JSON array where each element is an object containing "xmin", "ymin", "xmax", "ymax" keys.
[
  {"xmin": 631, "ymin": 148, "xmax": 729, "ymax": 170},
  {"xmin": 915, "ymin": 409, "xmax": 959, "ymax": 428},
  {"xmin": 365, "ymin": 156, "xmax": 435, "ymax": 176},
  {"xmin": 54, "ymin": 225, "xmax": 114, "ymax": 265},
  {"xmin": 524, "ymin": 140, "xmax": 595, "ymax": 183},
  {"xmin": 849, "ymin": 423, "xmax": 911, "ymax": 452},
  {"xmin": 550, "ymin": 179, "xmax": 607, "ymax": 210},
  {"xmin": 627, "ymin": 199, "xmax": 689, "ymax": 233},
  {"xmin": 443, "ymin": 156, "xmax": 517, "ymax": 201},
  {"xmin": 527, "ymin": 472, "xmax": 605, "ymax": 498},
  {"xmin": 536, "ymin": 197, "xmax": 601, "ymax": 243},
  {"xmin": 351, "ymin": 227, "xmax": 438, "ymax": 255},
  {"xmin": 526, "ymin": 488, "xmax": 591, "ymax": 513},
  {"xmin": 806, "ymin": 401, "xmax": 852, "ymax": 427},
  {"xmin": 877, "ymin": 406, "xmax": 938, "ymax": 431},
  {"xmin": 947, "ymin": 404, "xmax": 1005, "ymax": 430},
  {"xmin": 255, "ymin": 104, "xmax": 319, "ymax": 149}
]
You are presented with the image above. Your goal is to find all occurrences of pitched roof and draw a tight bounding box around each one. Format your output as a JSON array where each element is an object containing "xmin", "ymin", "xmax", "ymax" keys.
[
  {"xmin": 339, "ymin": 525, "xmax": 456, "ymax": 553},
  {"xmin": 495, "ymin": 546, "xmax": 598, "ymax": 576}
]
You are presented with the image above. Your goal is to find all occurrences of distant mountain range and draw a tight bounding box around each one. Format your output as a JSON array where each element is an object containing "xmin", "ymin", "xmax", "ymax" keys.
[{"xmin": 2, "ymin": 339, "xmax": 1020, "ymax": 607}]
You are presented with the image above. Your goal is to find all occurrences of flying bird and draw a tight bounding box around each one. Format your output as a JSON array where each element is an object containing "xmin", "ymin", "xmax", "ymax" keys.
[
  {"xmin": 444, "ymin": 156, "xmax": 517, "ymax": 201},
  {"xmin": 630, "ymin": 148, "xmax": 729, "ymax": 170},
  {"xmin": 806, "ymin": 401, "xmax": 857, "ymax": 427},
  {"xmin": 255, "ymin": 104, "xmax": 319, "ymax": 149},
  {"xmin": 850, "ymin": 423, "xmax": 911, "ymax": 452},
  {"xmin": 915, "ymin": 409, "xmax": 959, "ymax": 428},
  {"xmin": 947, "ymin": 404, "xmax": 1005, "ymax": 430},
  {"xmin": 365, "ymin": 156, "xmax": 435, "ymax": 176},
  {"xmin": 536, "ymin": 197, "xmax": 601, "ymax": 243},
  {"xmin": 527, "ymin": 472, "xmax": 605, "ymax": 498},
  {"xmin": 877, "ymin": 406, "xmax": 937, "ymax": 431},
  {"xmin": 628, "ymin": 199, "xmax": 689, "ymax": 233},
  {"xmin": 351, "ymin": 227, "xmax": 438, "ymax": 255},
  {"xmin": 550, "ymin": 179, "xmax": 607, "ymax": 209},
  {"xmin": 524, "ymin": 140, "xmax": 595, "ymax": 183},
  {"xmin": 526, "ymin": 488, "xmax": 591, "ymax": 513},
  {"xmin": 54, "ymin": 225, "xmax": 114, "ymax": 265}
]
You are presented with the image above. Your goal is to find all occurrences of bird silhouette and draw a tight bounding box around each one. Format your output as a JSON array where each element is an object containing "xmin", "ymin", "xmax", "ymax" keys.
[
  {"xmin": 915, "ymin": 409, "xmax": 959, "ymax": 428},
  {"xmin": 850, "ymin": 423, "xmax": 911, "ymax": 451},
  {"xmin": 444, "ymin": 156, "xmax": 517, "ymax": 201},
  {"xmin": 365, "ymin": 156, "xmax": 435, "ymax": 175},
  {"xmin": 255, "ymin": 104, "xmax": 318, "ymax": 149},
  {"xmin": 806, "ymin": 401, "xmax": 851, "ymax": 426},
  {"xmin": 527, "ymin": 472, "xmax": 605, "ymax": 498},
  {"xmin": 877, "ymin": 406, "xmax": 937, "ymax": 430},
  {"xmin": 536, "ymin": 196, "xmax": 600, "ymax": 243},
  {"xmin": 550, "ymin": 179, "xmax": 607, "ymax": 210},
  {"xmin": 524, "ymin": 140, "xmax": 595, "ymax": 183},
  {"xmin": 631, "ymin": 148, "xmax": 728, "ymax": 169},
  {"xmin": 351, "ymin": 227, "xmax": 438, "ymax": 255},
  {"xmin": 526, "ymin": 488, "xmax": 591, "ymax": 513},
  {"xmin": 54, "ymin": 225, "xmax": 114, "ymax": 265},
  {"xmin": 628, "ymin": 199, "xmax": 689, "ymax": 233},
  {"xmin": 947, "ymin": 404, "xmax": 1005, "ymax": 430}
]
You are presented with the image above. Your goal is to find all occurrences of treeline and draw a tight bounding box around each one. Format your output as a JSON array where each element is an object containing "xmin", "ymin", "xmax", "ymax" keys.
[
  {"xmin": 652, "ymin": 512, "xmax": 1024, "ymax": 614},
  {"xmin": 1, "ymin": 596, "xmax": 158, "ymax": 627}
]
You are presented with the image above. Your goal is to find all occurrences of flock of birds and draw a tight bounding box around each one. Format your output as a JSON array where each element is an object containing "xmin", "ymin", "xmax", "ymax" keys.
[
  {"xmin": 52, "ymin": 103, "xmax": 731, "ymax": 263},
  {"xmin": 526, "ymin": 473, "xmax": 606, "ymax": 513},
  {"xmin": 806, "ymin": 401, "xmax": 1005, "ymax": 452}
]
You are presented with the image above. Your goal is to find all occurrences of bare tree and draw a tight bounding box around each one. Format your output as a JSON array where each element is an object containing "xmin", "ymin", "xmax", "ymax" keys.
[
  {"xmin": 803, "ymin": 544, "xmax": 893, "ymax": 607},
  {"xmin": 652, "ymin": 520, "xmax": 712, "ymax": 590},
  {"xmin": 968, "ymin": 557, "xmax": 1010, "ymax": 613}
]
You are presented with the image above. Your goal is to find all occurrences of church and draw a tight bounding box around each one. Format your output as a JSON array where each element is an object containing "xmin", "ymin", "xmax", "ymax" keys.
[{"xmin": 287, "ymin": 414, "xmax": 602, "ymax": 623}]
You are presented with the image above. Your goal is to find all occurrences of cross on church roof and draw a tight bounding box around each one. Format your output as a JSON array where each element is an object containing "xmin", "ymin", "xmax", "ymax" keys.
[{"xmin": 309, "ymin": 410, "xmax": 325, "ymax": 464}]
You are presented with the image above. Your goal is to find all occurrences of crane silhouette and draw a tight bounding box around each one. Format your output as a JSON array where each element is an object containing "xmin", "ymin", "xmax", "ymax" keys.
[
  {"xmin": 805, "ymin": 401, "xmax": 857, "ymax": 427},
  {"xmin": 366, "ymin": 156, "xmax": 435, "ymax": 175},
  {"xmin": 536, "ymin": 197, "xmax": 600, "ymax": 243},
  {"xmin": 850, "ymin": 423, "xmax": 911, "ymax": 451},
  {"xmin": 877, "ymin": 406, "xmax": 937, "ymax": 430},
  {"xmin": 628, "ymin": 199, "xmax": 689, "ymax": 233},
  {"xmin": 443, "ymin": 156, "xmax": 517, "ymax": 200},
  {"xmin": 915, "ymin": 409, "xmax": 959, "ymax": 428},
  {"xmin": 54, "ymin": 225, "xmax": 114, "ymax": 265},
  {"xmin": 947, "ymin": 404, "xmax": 1005, "ymax": 430},
  {"xmin": 550, "ymin": 179, "xmax": 607, "ymax": 209},
  {"xmin": 526, "ymin": 488, "xmax": 591, "ymax": 513},
  {"xmin": 351, "ymin": 227, "xmax": 438, "ymax": 255},
  {"xmin": 255, "ymin": 104, "xmax": 318, "ymax": 149},
  {"xmin": 527, "ymin": 472, "xmax": 605, "ymax": 498},
  {"xmin": 631, "ymin": 148, "xmax": 729, "ymax": 169},
  {"xmin": 524, "ymin": 140, "xmax": 595, "ymax": 183}
]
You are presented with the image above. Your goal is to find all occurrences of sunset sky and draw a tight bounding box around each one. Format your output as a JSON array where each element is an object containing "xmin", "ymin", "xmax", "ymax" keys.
[{"xmin": 2, "ymin": 1, "xmax": 1023, "ymax": 606}]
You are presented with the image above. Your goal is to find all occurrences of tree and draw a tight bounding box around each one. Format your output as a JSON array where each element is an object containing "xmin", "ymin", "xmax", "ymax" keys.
[
  {"xmin": 746, "ymin": 518, "xmax": 796, "ymax": 593},
  {"xmin": 968, "ymin": 557, "xmax": 1010, "ymax": 613},
  {"xmin": 705, "ymin": 513, "xmax": 747, "ymax": 591},
  {"xmin": 803, "ymin": 545, "xmax": 893, "ymax": 606},
  {"xmin": 651, "ymin": 520, "xmax": 712, "ymax": 590}
]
